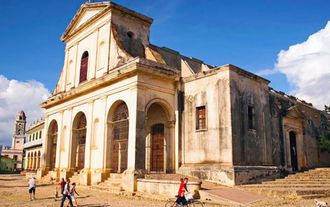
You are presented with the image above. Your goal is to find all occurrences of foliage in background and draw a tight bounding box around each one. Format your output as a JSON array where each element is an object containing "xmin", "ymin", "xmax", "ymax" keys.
[{"xmin": 319, "ymin": 105, "xmax": 330, "ymax": 153}]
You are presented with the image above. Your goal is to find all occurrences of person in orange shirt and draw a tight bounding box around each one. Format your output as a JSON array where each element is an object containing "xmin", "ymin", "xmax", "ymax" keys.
[{"xmin": 176, "ymin": 177, "xmax": 189, "ymax": 206}]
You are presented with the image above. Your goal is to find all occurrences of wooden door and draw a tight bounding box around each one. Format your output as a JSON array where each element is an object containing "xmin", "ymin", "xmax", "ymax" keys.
[
  {"xmin": 51, "ymin": 144, "xmax": 57, "ymax": 169},
  {"xmin": 76, "ymin": 134, "xmax": 86, "ymax": 171},
  {"xmin": 111, "ymin": 141, "xmax": 119, "ymax": 172},
  {"xmin": 151, "ymin": 124, "xmax": 165, "ymax": 172}
]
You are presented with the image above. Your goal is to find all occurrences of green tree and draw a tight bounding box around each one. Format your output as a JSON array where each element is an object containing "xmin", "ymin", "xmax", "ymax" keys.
[
  {"xmin": 319, "ymin": 129, "xmax": 330, "ymax": 153},
  {"xmin": 319, "ymin": 105, "xmax": 330, "ymax": 152},
  {"xmin": 325, "ymin": 105, "xmax": 330, "ymax": 113}
]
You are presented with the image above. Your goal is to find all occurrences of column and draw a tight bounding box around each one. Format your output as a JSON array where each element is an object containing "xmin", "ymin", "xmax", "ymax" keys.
[
  {"xmin": 36, "ymin": 154, "xmax": 39, "ymax": 170},
  {"xmin": 85, "ymin": 101, "xmax": 94, "ymax": 170},
  {"xmin": 127, "ymin": 90, "xmax": 138, "ymax": 171},
  {"xmin": 121, "ymin": 87, "xmax": 139, "ymax": 192},
  {"xmin": 27, "ymin": 154, "xmax": 30, "ymax": 170},
  {"xmin": 174, "ymin": 110, "xmax": 180, "ymax": 171},
  {"xmin": 55, "ymin": 111, "xmax": 64, "ymax": 169},
  {"xmin": 41, "ymin": 116, "xmax": 50, "ymax": 172},
  {"xmin": 32, "ymin": 153, "xmax": 35, "ymax": 171}
]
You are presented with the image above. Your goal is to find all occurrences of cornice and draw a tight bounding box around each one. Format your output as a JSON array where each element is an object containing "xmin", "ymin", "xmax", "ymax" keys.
[{"xmin": 41, "ymin": 58, "xmax": 179, "ymax": 109}]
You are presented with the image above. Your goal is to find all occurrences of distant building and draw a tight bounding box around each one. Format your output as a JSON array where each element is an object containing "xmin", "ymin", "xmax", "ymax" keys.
[
  {"xmin": 1, "ymin": 111, "xmax": 26, "ymax": 170},
  {"xmin": 23, "ymin": 119, "xmax": 44, "ymax": 171},
  {"xmin": 0, "ymin": 156, "xmax": 17, "ymax": 171}
]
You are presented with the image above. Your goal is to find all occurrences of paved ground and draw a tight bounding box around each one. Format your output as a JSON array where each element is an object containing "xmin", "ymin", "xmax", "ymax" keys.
[
  {"xmin": 0, "ymin": 174, "xmax": 329, "ymax": 207},
  {"xmin": 0, "ymin": 174, "xmax": 164, "ymax": 207}
]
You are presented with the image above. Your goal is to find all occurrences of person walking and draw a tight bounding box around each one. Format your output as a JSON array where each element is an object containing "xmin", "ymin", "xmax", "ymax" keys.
[
  {"xmin": 28, "ymin": 177, "xmax": 36, "ymax": 201},
  {"xmin": 60, "ymin": 178, "xmax": 74, "ymax": 207},
  {"xmin": 60, "ymin": 178, "xmax": 66, "ymax": 194},
  {"xmin": 70, "ymin": 182, "xmax": 80, "ymax": 206}
]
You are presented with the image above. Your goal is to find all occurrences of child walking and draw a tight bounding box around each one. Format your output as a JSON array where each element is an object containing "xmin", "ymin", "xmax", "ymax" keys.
[{"xmin": 70, "ymin": 182, "xmax": 79, "ymax": 206}]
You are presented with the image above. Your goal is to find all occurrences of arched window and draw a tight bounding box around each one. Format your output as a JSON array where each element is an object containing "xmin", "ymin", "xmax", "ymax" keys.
[
  {"xmin": 112, "ymin": 103, "xmax": 129, "ymax": 140},
  {"xmin": 79, "ymin": 51, "xmax": 89, "ymax": 83}
]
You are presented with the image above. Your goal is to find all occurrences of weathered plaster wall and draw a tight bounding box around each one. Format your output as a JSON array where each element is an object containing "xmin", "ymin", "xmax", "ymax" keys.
[
  {"xmin": 269, "ymin": 90, "xmax": 330, "ymax": 169},
  {"xmin": 183, "ymin": 69, "xmax": 232, "ymax": 165},
  {"xmin": 229, "ymin": 69, "xmax": 274, "ymax": 166}
]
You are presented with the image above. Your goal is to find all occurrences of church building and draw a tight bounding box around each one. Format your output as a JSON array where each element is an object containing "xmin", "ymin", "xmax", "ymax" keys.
[
  {"xmin": 39, "ymin": 2, "xmax": 330, "ymax": 190},
  {"xmin": 1, "ymin": 111, "xmax": 26, "ymax": 170}
]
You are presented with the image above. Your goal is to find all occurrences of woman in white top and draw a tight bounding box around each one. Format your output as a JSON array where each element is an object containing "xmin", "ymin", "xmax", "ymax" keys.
[{"xmin": 70, "ymin": 182, "xmax": 79, "ymax": 206}]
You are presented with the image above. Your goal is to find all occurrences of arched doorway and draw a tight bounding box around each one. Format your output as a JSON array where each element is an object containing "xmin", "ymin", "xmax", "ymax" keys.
[
  {"xmin": 47, "ymin": 120, "xmax": 58, "ymax": 170},
  {"xmin": 146, "ymin": 102, "xmax": 174, "ymax": 173},
  {"xmin": 106, "ymin": 102, "xmax": 129, "ymax": 173},
  {"xmin": 289, "ymin": 131, "xmax": 298, "ymax": 171},
  {"xmin": 71, "ymin": 112, "xmax": 87, "ymax": 172}
]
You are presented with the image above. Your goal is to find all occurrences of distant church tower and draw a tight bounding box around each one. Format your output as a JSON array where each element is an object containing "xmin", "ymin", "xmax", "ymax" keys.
[
  {"xmin": 1, "ymin": 110, "xmax": 26, "ymax": 170},
  {"xmin": 11, "ymin": 111, "xmax": 26, "ymax": 150}
]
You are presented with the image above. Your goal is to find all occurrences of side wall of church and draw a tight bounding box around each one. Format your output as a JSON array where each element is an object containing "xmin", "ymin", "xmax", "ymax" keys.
[
  {"xmin": 182, "ymin": 69, "xmax": 232, "ymax": 165},
  {"xmin": 230, "ymin": 69, "xmax": 275, "ymax": 166},
  {"xmin": 269, "ymin": 91, "xmax": 330, "ymax": 168},
  {"xmin": 177, "ymin": 68, "xmax": 236, "ymax": 185}
]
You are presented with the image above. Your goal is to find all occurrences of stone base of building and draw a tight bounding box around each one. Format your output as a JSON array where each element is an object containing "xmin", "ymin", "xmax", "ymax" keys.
[
  {"xmin": 122, "ymin": 169, "xmax": 146, "ymax": 192},
  {"xmin": 136, "ymin": 178, "xmax": 201, "ymax": 196},
  {"xmin": 233, "ymin": 165, "xmax": 281, "ymax": 185},
  {"xmin": 177, "ymin": 164, "xmax": 281, "ymax": 186},
  {"xmin": 177, "ymin": 163, "xmax": 236, "ymax": 186},
  {"xmin": 90, "ymin": 169, "xmax": 109, "ymax": 185},
  {"xmin": 79, "ymin": 169, "xmax": 91, "ymax": 185},
  {"xmin": 59, "ymin": 168, "xmax": 73, "ymax": 180}
]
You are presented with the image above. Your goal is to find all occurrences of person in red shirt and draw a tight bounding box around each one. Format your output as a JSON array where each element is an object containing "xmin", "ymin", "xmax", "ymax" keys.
[
  {"xmin": 176, "ymin": 178, "xmax": 189, "ymax": 206},
  {"xmin": 60, "ymin": 178, "xmax": 66, "ymax": 195}
]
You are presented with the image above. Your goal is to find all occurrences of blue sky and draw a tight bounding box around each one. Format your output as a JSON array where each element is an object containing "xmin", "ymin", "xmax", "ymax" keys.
[
  {"xmin": 0, "ymin": 0, "xmax": 330, "ymax": 145},
  {"xmin": 0, "ymin": 0, "xmax": 329, "ymax": 92}
]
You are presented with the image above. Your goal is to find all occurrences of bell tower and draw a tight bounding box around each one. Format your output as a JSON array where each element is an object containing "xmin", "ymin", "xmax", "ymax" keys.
[{"xmin": 12, "ymin": 110, "xmax": 26, "ymax": 150}]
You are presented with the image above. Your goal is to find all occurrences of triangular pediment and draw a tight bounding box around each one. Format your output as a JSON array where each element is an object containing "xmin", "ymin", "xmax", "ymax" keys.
[
  {"xmin": 61, "ymin": 2, "xmax": 110, "ymax": 42},
  {"xmin": 286, "ymin": 106, "xmax": 305, "ymax": 119}
]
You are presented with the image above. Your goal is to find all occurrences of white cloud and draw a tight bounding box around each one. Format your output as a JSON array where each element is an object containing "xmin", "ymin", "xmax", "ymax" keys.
[
  {"xmin": 261, "ymin": 21, "xmax": 330, "ymax": 109},
  {"xmin": 0, "ymin": 75, "xmax": 50, "ymax": 146},
  {"xmin": 256, "ymin": 68, "xmax": 279, "ymax": 76}
]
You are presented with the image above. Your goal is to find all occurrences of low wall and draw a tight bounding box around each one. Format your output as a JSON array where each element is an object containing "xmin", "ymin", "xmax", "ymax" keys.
[
  {"xmin": 177, "ymin": 164, "xmax": 235, "ymax": 186},
  {"xmin": 177, "ymin": 164, "xmax": 282, "ymax": 185},
  {"xmin": 137, "ymin": 179, "xmax": 201, "ymax": 196},
  {"xmin": 234, "ymin": 166, "xmax": 281, "ymax": 185}
]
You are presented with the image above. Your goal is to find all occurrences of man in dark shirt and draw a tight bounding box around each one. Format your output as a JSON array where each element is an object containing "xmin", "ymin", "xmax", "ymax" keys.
[{"xmin": 60, "ymin": 178, "xmax": 74, "ymax": 207}]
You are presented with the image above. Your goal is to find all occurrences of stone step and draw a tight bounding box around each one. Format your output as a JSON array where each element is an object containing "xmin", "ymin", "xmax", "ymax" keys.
[
  {"xmin": 286, "ymin": 177, "xmax": 330, "ymax": 180},
  {"xmin": 90, "ymin": 185, "xmax": 124, "ymax": 193},
  {"xmin": 246, "ymin": 187, "xmax": 329, "ymax": 198},
  {"xmin": 110, "ymin": 173, "xmax": 122, "ymax": 179},
  {"xmin": 69, "ymin": 173, "xmax": 80, "ymax": 185},
  {"xmin": 297, "ymin": 175, "xmax": 330, "ymax": 178},
  {"xmin": 104, "ymin": 180, "xmax": 122, "ymax": 187},
  {"xmin": 271, "ymin": 181, "xmax": 330, "ymax": 185},
  {"xmin": 105, "ymin": 178, "xmax": 122, "ymax": 183},
  {"xmin": 296, "ymin": 189, "xmax": 330, "ymax": 196},
  {"xmin": 245, "ymin": 184, "xmax": 330, "ymax": 188},
  {"xmin": 300, "ymin": 194, "xmax": 327, "ymax": 199}
]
